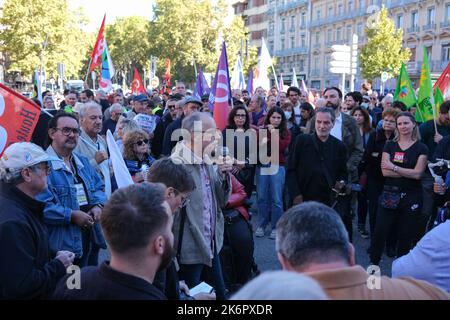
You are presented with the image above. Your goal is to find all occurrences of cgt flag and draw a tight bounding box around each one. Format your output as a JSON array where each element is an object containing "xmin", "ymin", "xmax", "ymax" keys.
[
  {"xmin": 213, "ymin": 42, "xmax": 232, "ymax": 131},
  {"xmin": 417, "ymin": 46, "xmax": 435, "ymax": 123},
  {"xmin": 0, "ymin": 83, "xmax": 41, "ymax": 156},
  {"xmin": 131, "ymin": 67, "xmax": 147, "ymax": 95},
  {"xmin": 89, "ymin": 14, "xmax": 106, "ymax": 74},
  {"xmin": 394, "ymin": 63, "xmax": 417, "ymax": 109}
]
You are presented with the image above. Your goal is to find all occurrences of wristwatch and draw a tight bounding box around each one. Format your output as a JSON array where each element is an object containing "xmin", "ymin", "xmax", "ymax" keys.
[{"xmin": 393, "ymin": 165, "xmax": 399, "ymax": 172}]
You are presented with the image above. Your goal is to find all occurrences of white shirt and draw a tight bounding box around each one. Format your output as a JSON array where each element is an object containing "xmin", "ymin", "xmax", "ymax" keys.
[
  {"xmin": 330, "ymin": 113, "xmax": 343, "ymax": 141},
  {"xmin": 294, "ymin": 103, "xmax": 301, "ymax": 126},
  {"xmin": 392, "ymin": 220, "xmax": 450, "ymax": 292}
]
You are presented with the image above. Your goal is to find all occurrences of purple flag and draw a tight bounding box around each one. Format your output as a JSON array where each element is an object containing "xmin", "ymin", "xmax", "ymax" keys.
[
  {"xmin": 246, "ymin": 69, "xmax": 254, "ymax": 98},
  {"xmin": 194, "ymin": 68, "xmax": 210, "ymax": 100},
  {"xmin": 209, "ymin": 42, "xmax": 232, "ymax": 112}
]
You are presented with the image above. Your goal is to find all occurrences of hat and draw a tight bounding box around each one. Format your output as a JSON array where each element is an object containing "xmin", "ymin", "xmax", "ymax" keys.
[
  {"xmin": 133, "ymin": 94, "xmax": 149, "ymax": 102},
  {"xmin": 183, "ymin": 96, "xmax": 203, "ymax": 107},
  {"xmin": 0, "ymin": 142, "xmax": 60, "ymax": 172}
]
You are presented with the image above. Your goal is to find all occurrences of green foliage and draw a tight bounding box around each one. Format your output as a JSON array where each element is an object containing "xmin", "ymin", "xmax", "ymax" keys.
[
  {"xmin": 0, "ymin": 0, "xmax": 92, "ymax": 79},
  {"xmin": 360, "ymin": 7, "xmax": 411, "ymax": 81}
]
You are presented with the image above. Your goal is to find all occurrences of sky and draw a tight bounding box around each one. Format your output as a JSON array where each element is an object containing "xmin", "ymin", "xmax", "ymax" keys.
[{"xmin": 68, "ymin": 0, "xmax": 235, "ymax": 32}]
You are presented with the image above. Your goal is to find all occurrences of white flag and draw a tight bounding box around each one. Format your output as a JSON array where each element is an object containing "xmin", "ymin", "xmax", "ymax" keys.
[
  {"xmin": 292, "ymin": 68, "xmax": 299, "ymax": 88},
  {"xmin": 254, "ymin": 38, "xmax": 272, "ymax": 91},
  {"xmin": 231, "ymin": 56, "xmax": 245, "ymax": 90},
  {"xmin": 106, "ymin": 130, "xmax": 133, "ymax": 188}
]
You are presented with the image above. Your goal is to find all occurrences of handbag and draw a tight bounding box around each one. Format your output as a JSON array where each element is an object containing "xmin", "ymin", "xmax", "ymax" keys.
[{"xmin": 380, "ymin": 185, "xmax": 401, "ymax": 210}]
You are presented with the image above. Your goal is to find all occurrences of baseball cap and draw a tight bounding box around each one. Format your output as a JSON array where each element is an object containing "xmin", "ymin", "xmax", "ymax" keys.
[
  {"xmin": 0, "ymin": 142, "xmax": 60, "ymax": 172},
  {"xmin": 133, "ymin": 94, "xmax": 149, "ymax": 102},
  {"xmin": 183, "ymin": 96, "xmax": 203, "ymax": 107}
]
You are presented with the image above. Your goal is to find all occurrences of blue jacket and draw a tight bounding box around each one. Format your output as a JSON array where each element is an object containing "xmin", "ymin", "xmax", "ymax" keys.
[{"xmin": 36, "ymin": 146, "xmax": 107, "ymax": 258}]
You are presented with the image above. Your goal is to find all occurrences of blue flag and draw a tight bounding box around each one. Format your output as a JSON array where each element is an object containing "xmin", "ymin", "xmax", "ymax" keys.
[
  {"xmin": 246, "ymin": 69, "xmax": 254, "ymax": 98},
  {"xmin": 194, "ymin": 68, "xmax": 210, "ymax": 100}
]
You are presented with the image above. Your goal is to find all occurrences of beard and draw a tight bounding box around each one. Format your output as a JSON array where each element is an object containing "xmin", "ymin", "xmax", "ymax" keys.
[
  {"xmin": 157, "ymin": 235, "xmax": 175, "ymax": 272},
  {"xmin": 326, "ymin": 101, "xmax": 340, "ymax": 110}
]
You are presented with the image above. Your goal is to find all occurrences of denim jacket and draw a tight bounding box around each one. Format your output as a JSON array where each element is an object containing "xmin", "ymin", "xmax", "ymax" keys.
[{"xmin": 36, "ymin": 146, "xmax": 107, "ymax": 258}]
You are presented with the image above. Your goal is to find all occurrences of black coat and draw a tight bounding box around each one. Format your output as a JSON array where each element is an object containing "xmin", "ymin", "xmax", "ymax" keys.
[{"xmin": 0, "ymin": 183, "xmax": 66, "ymax": 299}]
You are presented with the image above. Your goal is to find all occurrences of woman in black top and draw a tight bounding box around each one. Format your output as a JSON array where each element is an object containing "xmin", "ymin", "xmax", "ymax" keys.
[
  {"xmin": 363, "ymin": 108, "xmax": 399, "ymax": 250},
  {"xmin": 370, "ymin": 112, "xmax": 428, "ymax": 264}
]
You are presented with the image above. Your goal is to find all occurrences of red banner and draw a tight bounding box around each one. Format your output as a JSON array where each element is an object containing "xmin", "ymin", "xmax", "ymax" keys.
[
  {"xmin": 0, "ymin": 83, "xmax": 41, "ymax": 156},
  {"xmin": 434, "ymin": 61, "xmax": 450, "ymax": 97},
  {"xmin": 89, "ymin": 14, "xmax": 106, "ymax": 74},
  {"xmin": 164, "ymin": 59, "xmax": 171, "ymax": 87},
  {"xmin": 131, "ymin": 68, "xmax": 147, "ymax": 95}
]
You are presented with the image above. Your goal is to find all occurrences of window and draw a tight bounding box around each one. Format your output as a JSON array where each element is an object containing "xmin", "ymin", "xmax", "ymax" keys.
[
  {"xmin": 291, "ymin": 36, "xmax": 295, "ymax": 48},
  {"xmin": 315, "ymin": 31, "xmax": 320, "ymax": 44},
  {"xmin": 427, "ymin": 7, "xmax": 435, "ymax": 25},
  {"xmin": 314, "ymin": 57, "xmax": 319, "ymax": 70},
  {"xmin": 281, "ymin": 18, "xmax": 286, "ymax": 33},
  {"xmin": 446, "ymin": 4, "xmax": 450, "ymax": 21},
  {"xmin": 348, "ymin": 0, "xmax": 353, "ymax": 12},
  {"xmin": 299, "ymin": 60, "xmax": 304, "ymax": 71},
  {"xmin": 357, "ymin": 23, "xmax": 363, "ymax": 36},
  {"xmin": 359, "ymin": 0, "xmax": 364, "ymax": 10},
  {"xmin": 327, "ymin": 29, "xmax": 332, "ymax": 43},
  {"xmin": 338, "ymin": 4, "xmax": 343, "ymax": 15},
  {"xmin": 281, "ymin": 38, "xmax": 285, "ymax": 50},
  {"xmin": 328, "ymin": 6, "xmax": 333, "ymax": 17},
  {"xmin": 442, "ymin": 44, "xmax": 450, "ymax": 61},
  {"xmin": 426, "ymin": 46, "xmax": 432, "ymax": 58},
  {"xmin": 411, "ymin": 11, "xmax": 418, "ymax": 27},
  {"xmin": 269, "ymin": 40, "xmax": 274, "ymax": 54},
  {"xmin": 301, "ymin": 35, "xmax": 306, "ymax": 47},
  {"xmin": 397, "ymin": 15, "xmax": 404, "ymax": 29},
  {"xmin": 317, "ymin": 9, "xmax": 322, "ymax": 20},
  {"xmin": 346, "ymin": 25, "xmax": 352, "ymax": 41},
  {"xmin": 409, "ymin": 47, "xmax": 416, "ymax": 62},
  {"xmin": 291, "ymin": 16, "xmax": 295, "ymax": 29},
  {"xmin": 301, "ymin": 12, "xmax": 306, "ymax": 27},
  {"xmin": 336, "ymin": 28, "xmax": 342, "ymax": 42}
]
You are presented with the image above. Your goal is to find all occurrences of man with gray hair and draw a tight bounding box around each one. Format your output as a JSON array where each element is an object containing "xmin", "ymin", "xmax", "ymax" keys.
[
  {"xmin": 170, "ymin": 112, "xmax": 232, "ymax": 300},
  {"xmin": 75, "ymin": 102, "xmax": 111, "ymax": 197},
  {"xmin": 276, "ymin": 201, "xmax": 450, "ymax": 299},
  {"xmin": 0, "ymin": 142, "xmax": 75, "ymax": 299},
  {"xmin": 101, "ymin": 103, "xmax": 123, "ymax": 137}
]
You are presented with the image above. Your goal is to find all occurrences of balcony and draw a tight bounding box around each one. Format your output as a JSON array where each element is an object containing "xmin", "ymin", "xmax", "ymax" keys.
[
  {"xmin": 275, "ymin": 47, "xmax": 309, "ymax": 57},
  {"xmin": 406, "ymin": 60, "xmax": 444, "ymax": 73},
  {"xmin": 441, "ymin": 21, "xmax": 450, "ymax": 28},
  {"xmin": 422, "ymin": 23, "xmax": 436, "ymax": 32},
  {"xmin": 310, "ymin": 7, "xmax": 367, "ymax": 28},
  {"xmin": 407, "ymin": 26, "xmax": 420, "ymax": 33},
  {"xmin": 384, "ymin": 0, "xmax": 421, "ymax": 10},
  {"xmin": 277, "ymin": 0, "xmax": 308, "ymax": 15},
  {"xmin": 442, "ymin": 60, "xmax": 450, "ymax": 70},
  {"xmin": 313, "ymin": 43, "xmax": 321, "ymax": 49}
]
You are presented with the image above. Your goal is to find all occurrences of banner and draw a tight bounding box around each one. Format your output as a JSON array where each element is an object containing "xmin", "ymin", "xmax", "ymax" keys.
[
  {"xmin": 131, "ymin": 67, "xmax": 147, "ymax": 95},
  {"xmin": 89, "ymin": 14, "xmax": 106, "ymax": 74},
  {"xmin": 417, "ymin": 47, "xmax": 435, "ymax": 123},
  {"xmin": 0, "ymin": 84, "xmax": 41, "ymax": 156},
  {"xmin": 213, "ymin": 42, "xmax": 232, "ymax": 131},
  {"xmin": 394, "ymin": 63, "xmax": 417, "ymax": 109},
  {"xmin": 433, "ymin": 61, "xmax": 450, "ymax": 99}
]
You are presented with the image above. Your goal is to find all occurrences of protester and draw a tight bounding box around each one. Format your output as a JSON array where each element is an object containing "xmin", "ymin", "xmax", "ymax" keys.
[
  {"xmin": 299, "ymin": 102, "xmax": 314, "ymax": 133},
  {"xmin": 114, "ymin": 117, "xmax": 140, "ymax": 153},
  {"xmin": 152, "ymin": 98, "xmax": 179, "ymax": 158},
  {"xmin": 231, "ymin": 271, "xmax": 327, "ymax": 300},
  {"xmin": 370, "ymin": 112, "xmax": 428, "ymax": 264},
  {"xmin": 52, "ymin": 183, "xmax": 172, "ymax": 300},
  {"xmin": 101, "ymin": 103, "xmax": 123, "ymax": 136},
  {"xmin": 276, "ymin": 201, "xmax": 450, "ymax": 299},
  {"xmin": 287, "ymin": 86, "xmax": 301, "ymax": 125},
  {"xmin": 170, "ymin": 112, "xmax": 232, "ymax": 300},
  {"xmin": 37, "ymin": 112, "xmax": 107, "ymax": 267},
  {"xmin": 123, "ymin": 129, "xmax": 155, "ymax": 183},
  {"xmin": 126, "ymin": 94, "xmax": 148, "ymax": 119},
  {"xmin": 0, "ymin": 142, "xmax": 75, "ymax": 299},
  {"xmin": 255, "ymin": 107, "xmax": 291, "ymax": 239},
  {"xmin": 80, "ymin": 89, "xmax": 95, "ymax": 104},
  {"xmin": 247, "ymin": 95, "xmax": 266, "ymax": 128}
]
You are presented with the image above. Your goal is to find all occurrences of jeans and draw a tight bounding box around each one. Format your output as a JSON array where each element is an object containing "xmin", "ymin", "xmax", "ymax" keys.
[
  {"xmin": 74, "ymin": 228, "xmax": 99, "ymax": 267},
  {"xmin": 334, "ymin": 194, "xmax": 353, "ymax": 243},
  {"xmin": 370, "ymin": 191, "xmax": 423, "ymax": 264},
  {"xmin": 178, "ymin": 251, "xmax": 227, "ymax": 300},
  {"xmin": 256, "ymin": 165, "xmax": 285, "ymax": 230}
]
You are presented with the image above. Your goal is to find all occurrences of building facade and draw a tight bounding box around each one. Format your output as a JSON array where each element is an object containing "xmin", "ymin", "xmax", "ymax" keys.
[{"xmin": 233, "ymin": 0, "xmax": 269, "ymax": 49}]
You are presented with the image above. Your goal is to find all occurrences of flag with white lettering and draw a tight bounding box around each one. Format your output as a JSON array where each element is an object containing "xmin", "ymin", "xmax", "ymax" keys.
[{"xmin": 0, "ymin": 83, "xmax": 41, "ymax": 156}]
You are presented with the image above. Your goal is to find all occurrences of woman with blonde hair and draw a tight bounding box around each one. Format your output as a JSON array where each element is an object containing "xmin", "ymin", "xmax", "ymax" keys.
[
  {"xmin": 123, "ymin": 129, "xmax": 155, "ymax": 183},
  {"xmin": 370, "ymin": 112, "xmax": 428, "ymax": 265}
]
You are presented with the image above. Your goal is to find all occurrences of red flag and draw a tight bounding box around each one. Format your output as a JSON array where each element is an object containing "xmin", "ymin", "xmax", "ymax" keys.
[
  {"xmin": 213, "ymin": 42, "xmax": 231, "ymax": 131},
  {"xmin": 164, "ymin": 59, "xmax": 171, "ymax": 88},
  {"xmin": 131, "ymin": 68, "xmax": 147, "ymax": 95},
  {"xmin": 89, "ymin": 14, "xmax": 106, "ymax": 74},
  {"xmin": 433, "ymin": 62, "xmax": 450, "ymax": 98},
  {"xmin": 0, "ymin": 83, "xmax": 41, "ymax": 156}
]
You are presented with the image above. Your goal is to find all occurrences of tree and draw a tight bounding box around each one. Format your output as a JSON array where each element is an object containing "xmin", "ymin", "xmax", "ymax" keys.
[
  {"xmin": 105, "ymin": 16, "xmax": 152, "ymax": 85},
  {"xmin": 0, "ymin": 0, "xmax": 92, "ymax": 79},
  {"xmin": 360, "ymin": 7, "xmax": 410, "ymax": 81}
]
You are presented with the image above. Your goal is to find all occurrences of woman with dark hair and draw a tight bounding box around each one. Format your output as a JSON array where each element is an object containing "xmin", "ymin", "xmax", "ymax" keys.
[
  {"xmin": 123, "ymin": 129, "xmax": 155, "ymax": 183},
  {"xmin": 299, "ymin": 102, "xmax": 314, "ymax": 133},
  {"xmin": 255, "ymin": 107, "xmax": 291, "ymax": 239},
  {"xmin": 370, "ymin": 112, "xmax": 428, "ymax": 264},
  {"xmin": 223, "ymin": 105, "xmax": 255, "ymax": 197},
  {"xmin": 351, "ymin": 106, "xmax": 374, "ymax": 239}
]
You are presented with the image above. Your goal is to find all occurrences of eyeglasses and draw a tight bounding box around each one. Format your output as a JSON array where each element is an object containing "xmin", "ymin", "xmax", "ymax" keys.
[
  {"xmin": 234, "ymin": 114, "xmax": 246, "ymax": 119},
  {"xmin": 135, "ymin": 139, "xmax": 149, "ymax": 146},
  {"xmin": 54, "ymin": 127, "xmax": 81, "ymax": 136},
  {"xmin": 168, "ymin": 105, "xmax": 176, "ymax": 109},
  {"xmin": 31, "ymin": 163, "xmax": 51, "ymax": 175}
]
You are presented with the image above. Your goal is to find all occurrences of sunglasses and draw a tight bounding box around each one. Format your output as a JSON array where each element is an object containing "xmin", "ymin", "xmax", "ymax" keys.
[{"xmin": 135, "ymin": 139, "xmax": 149, "ymax": 146}]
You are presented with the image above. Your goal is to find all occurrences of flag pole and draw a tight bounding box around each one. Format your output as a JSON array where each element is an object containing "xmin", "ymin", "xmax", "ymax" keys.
[
  {"xmin": 271, "ymin": 65, "xmax": 279, "ymax": 90},
  {"xmin": 85, "ymin": 58, "xmax": 93, "ymax": 83}
]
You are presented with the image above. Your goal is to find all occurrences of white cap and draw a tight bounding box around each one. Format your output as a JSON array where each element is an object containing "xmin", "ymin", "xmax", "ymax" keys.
[{"xmin": 0, "ymin": 142, "xmax": 59, "ymax": 172}]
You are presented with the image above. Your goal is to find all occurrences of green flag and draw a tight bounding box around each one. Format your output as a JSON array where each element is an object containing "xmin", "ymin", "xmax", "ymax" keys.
[
  {"xmin": 416, "ymin": 46, "xmax": 435, "ymax": 123},
  {"xmin": 434, "ymin": 86, "xmax": 444, "ymax": 119},
  {"xmin": 394, "ymin": 63, "xmax": 417, "ymax": 109}
]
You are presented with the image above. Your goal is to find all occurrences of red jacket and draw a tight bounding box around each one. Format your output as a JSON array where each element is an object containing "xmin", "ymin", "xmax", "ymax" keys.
[
  {"xmin": 226, "ymin": 175, "xmax": 250, "ymax": 221},
  {"xmin": 257, "ymin": 126, "xmax": 292, "ymax": 166}
]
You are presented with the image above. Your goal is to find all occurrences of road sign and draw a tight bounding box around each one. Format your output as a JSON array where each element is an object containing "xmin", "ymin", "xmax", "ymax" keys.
[
  {"xmin": 381, "ymin": 71, "xmax": 388, "ymax": 82},
  {"xmin": 329, "ymin": 45, "xmax": 351, "ymax": 75}
]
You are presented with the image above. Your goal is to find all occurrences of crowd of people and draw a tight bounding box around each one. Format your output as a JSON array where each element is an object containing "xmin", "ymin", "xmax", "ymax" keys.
[{"xmin": 0, "ymin": 80, "xmax": 449, "ymax": 300}]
